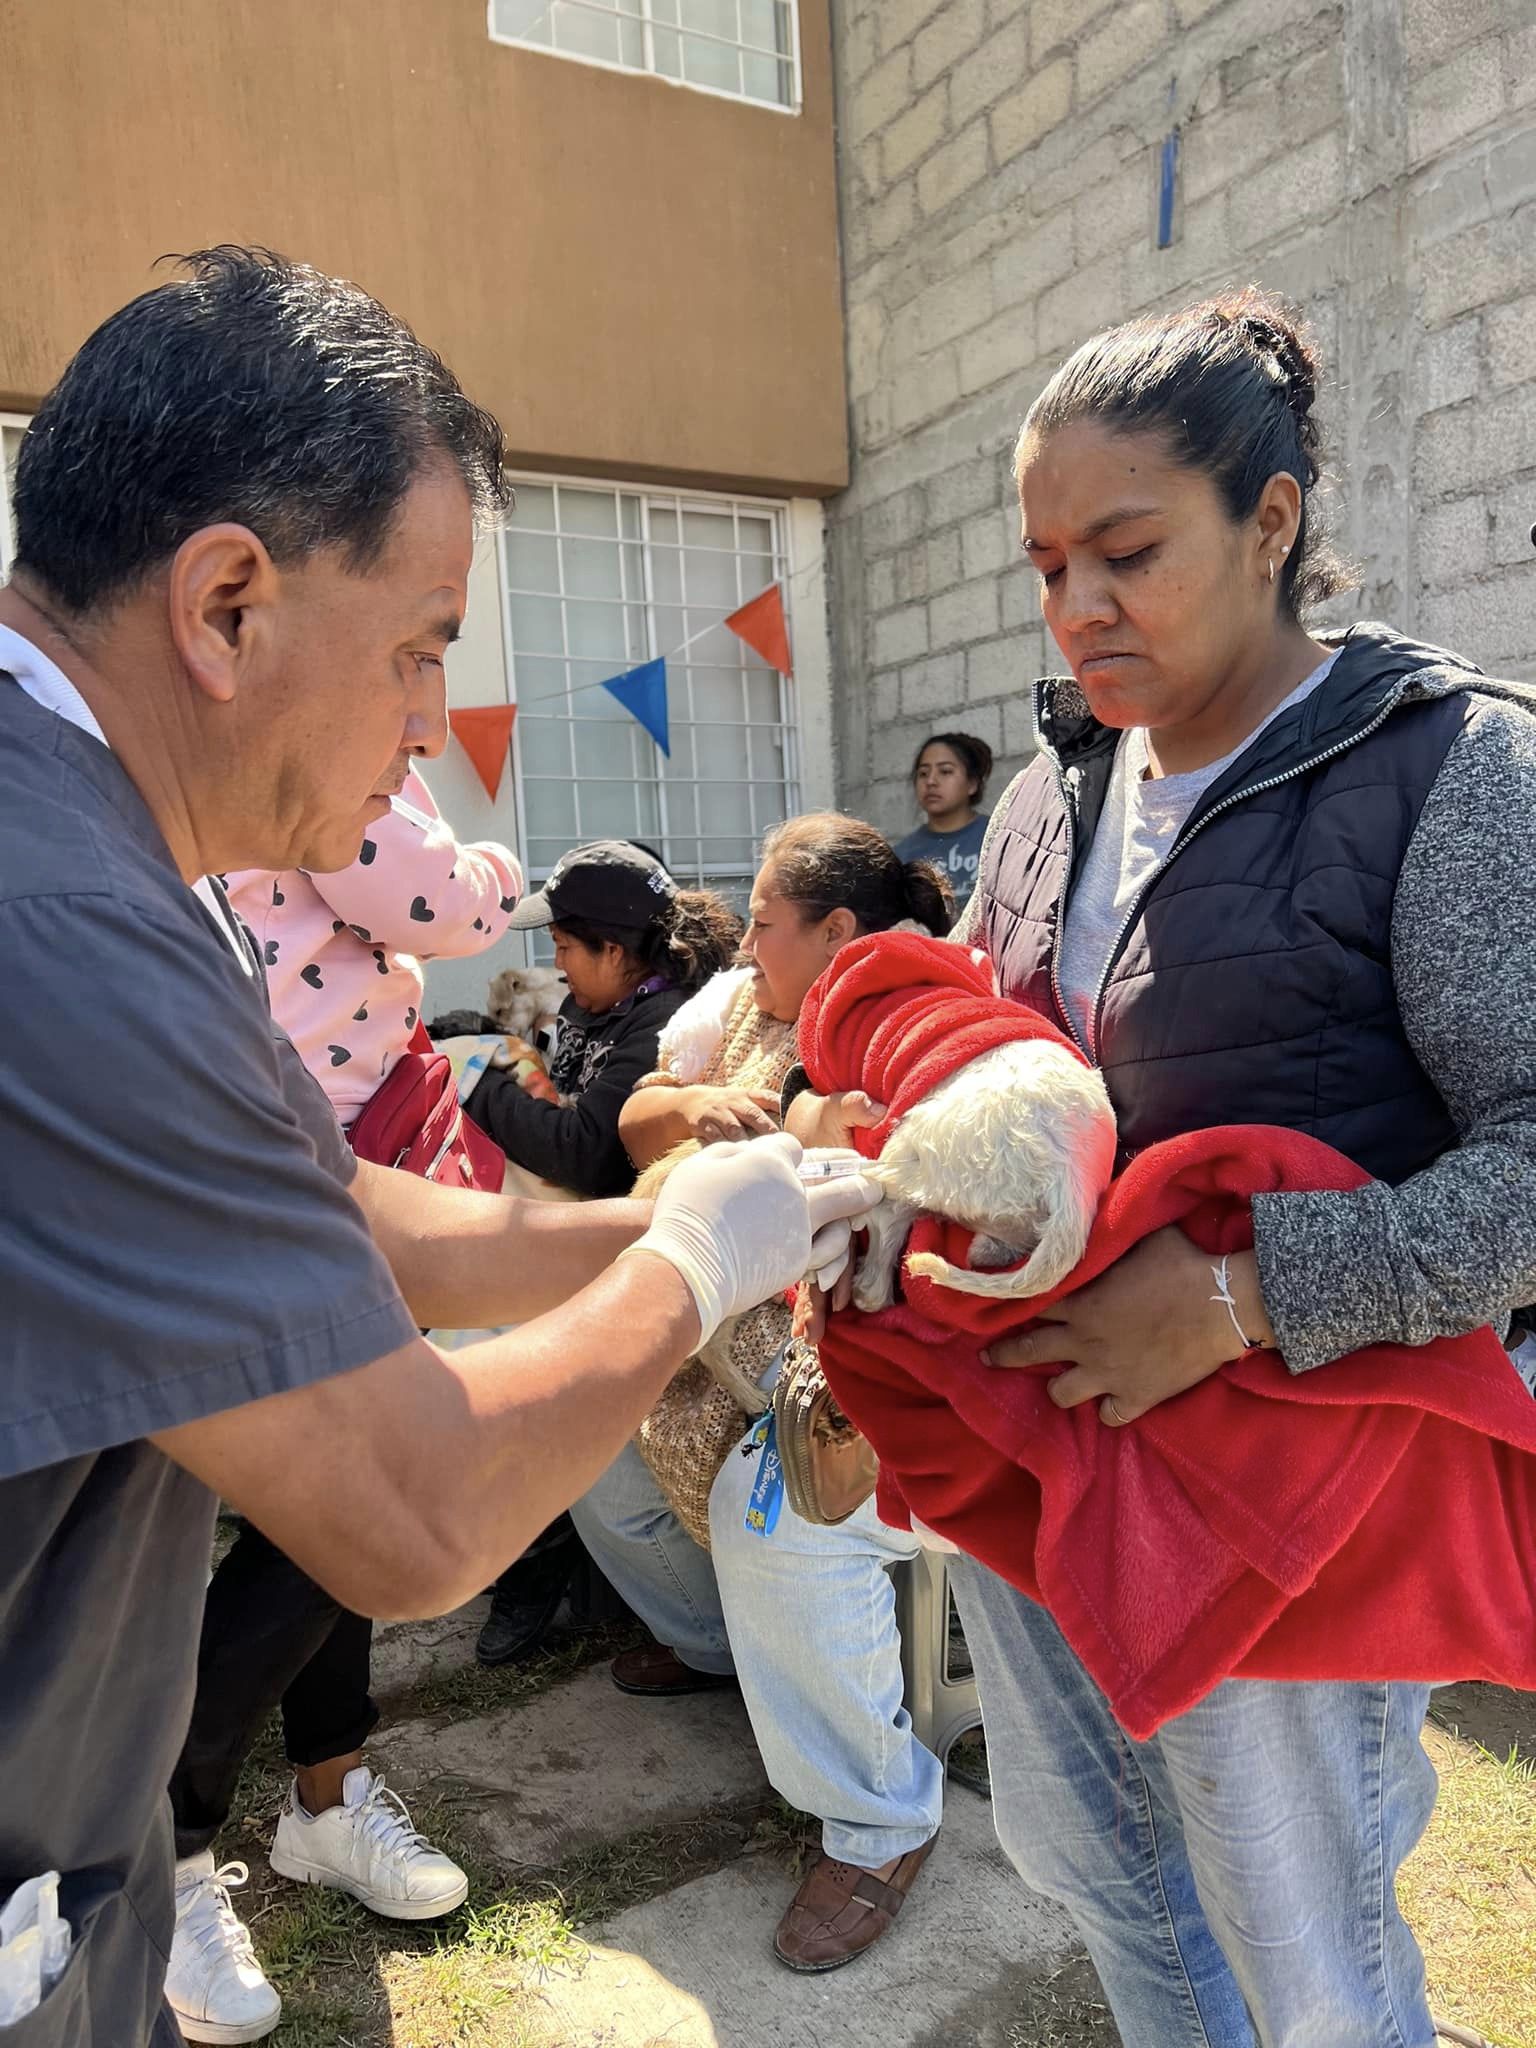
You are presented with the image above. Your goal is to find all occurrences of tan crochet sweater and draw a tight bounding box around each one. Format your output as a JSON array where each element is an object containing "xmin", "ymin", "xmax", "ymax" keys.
[{"xmin": 635, "ymin": 971, "xmax": 800, "ymax": 1391}]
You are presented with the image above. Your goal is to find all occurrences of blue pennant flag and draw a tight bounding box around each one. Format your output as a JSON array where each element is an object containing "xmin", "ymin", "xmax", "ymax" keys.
[{"xmin": 601, "ymin": 657, "xmax": 670, "ymax": 757}]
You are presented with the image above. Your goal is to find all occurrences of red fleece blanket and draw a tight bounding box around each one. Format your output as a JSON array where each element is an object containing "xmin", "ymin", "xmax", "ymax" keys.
[{"xmin": 804, "ymin": 934, "xmax": 1536, "ymax": 1738}]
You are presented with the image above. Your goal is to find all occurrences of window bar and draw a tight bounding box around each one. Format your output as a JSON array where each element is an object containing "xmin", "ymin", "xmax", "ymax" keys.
[
  {"xmin": 636, "ymin": 492, "xmax": 676, "ymax": 876},
  {"xmin": 499, "ymin": 0, "xmax": 787, "ymax": 64},
  {"xmin": 670, "ymin": 491, "xmax": 706, "ymax": 884},
  {"xmin": 552, "ymin": 484, "xmax": 584, "ymax": 856},
  {"xmin": 730, "ymin": 503, "xmax": 760, "ymax": 849},
  {"xmin": 783, "ymin": 0, "xmax": 803, "ymax": 112},
  {"xmin": 775, "ymin": 507, "xmax": 802, "ymax": 815},
  {"xmin": 496, "ymin": 525, "xmax": 537, "ymax": 945}
]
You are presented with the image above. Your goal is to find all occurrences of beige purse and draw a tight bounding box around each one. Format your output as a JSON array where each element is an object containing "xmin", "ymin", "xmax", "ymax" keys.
[{"xmin": 773, "ymin": 1338, "xmax": 879, "ymax": 1527}]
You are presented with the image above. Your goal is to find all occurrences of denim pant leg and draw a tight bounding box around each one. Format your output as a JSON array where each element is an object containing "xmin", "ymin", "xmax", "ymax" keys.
[
  {"xmin": 568, "ymin": 1439, "xmax": 734, "ymax": 1675},
  {"xmin": 709, "ymin": 1428, "xmax": 944, "ymax": 1867},
  {"xmin": 949, "ymin": 1554, "xmax": 1256, "ymax": 2048},
  {"xmin": 1157, "ymin": 1677, "xmax": 1438, "ymax": 2048}
]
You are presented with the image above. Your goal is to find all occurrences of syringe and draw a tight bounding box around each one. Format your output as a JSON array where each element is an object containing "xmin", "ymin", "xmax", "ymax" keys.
[{"xmin": 796, "ymin": 1153, "xmax": 870, "ymax": 1183}]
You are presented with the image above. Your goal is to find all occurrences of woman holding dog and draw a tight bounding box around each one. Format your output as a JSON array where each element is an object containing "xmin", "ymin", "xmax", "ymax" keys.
[
  {"xmin": 572, "ymin": 815, "xmax": 956, "ymax": 1976},
  {"xmin": 468, "ymin": 839, "xmax": 739, "ymax": 1200},
  {"xmin": 794, "ymin": 290, "xmax": 1536, "ymax": 2047}
]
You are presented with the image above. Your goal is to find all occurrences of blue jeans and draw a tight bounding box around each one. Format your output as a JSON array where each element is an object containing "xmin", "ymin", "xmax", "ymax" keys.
[
  {"xmin": 570, "ymin": 1435, "xmax": 944, "ymax": 1866},
  {"xmin": 950, "ymin": 1555, "xmax": 1439, "ymax": 2048}
]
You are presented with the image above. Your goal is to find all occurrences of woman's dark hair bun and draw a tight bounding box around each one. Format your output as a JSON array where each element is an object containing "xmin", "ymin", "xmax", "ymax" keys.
[
  {"xmin": 1023, "ymin": 283, "xmax": 1349, "ymax": 616},
  {"xmin": 552, "ymin": 887, "xmax": 741, "ymax": 996},
  {"xmin": 760, "ymin": 811, "xmax": 952, "ymax": 939},
  {"xmin": 901, "ymin": 858, "xmax": 955, "ymax": 938},
  {"xmin": 1228, "ymin": 292, "xmax": 1320, "ymax": 477}
]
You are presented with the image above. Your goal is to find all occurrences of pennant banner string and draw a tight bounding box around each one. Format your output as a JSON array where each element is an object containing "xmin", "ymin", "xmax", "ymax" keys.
[
  {"xmin": 527, "ymin": 586, "xmax": 792, "ymax": 709},
  {"xmin": 530, "ymin": 611, "xmax": 728, "ymax": 708}
]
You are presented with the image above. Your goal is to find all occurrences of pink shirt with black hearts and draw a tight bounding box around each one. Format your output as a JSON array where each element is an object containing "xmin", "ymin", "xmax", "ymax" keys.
[{"xmin": 226, "ymin": 768, "xmax": 522, "ymax": 1126}]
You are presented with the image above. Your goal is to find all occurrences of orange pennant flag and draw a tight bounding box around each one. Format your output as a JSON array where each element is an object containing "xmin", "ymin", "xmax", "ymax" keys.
[
  {"xmin": 725, "ymin": 584, "xmax": 793, "ymax": 678},
  {"xmin": 449, "ymin": 704, "xmax": 518, "ymax": 801}
]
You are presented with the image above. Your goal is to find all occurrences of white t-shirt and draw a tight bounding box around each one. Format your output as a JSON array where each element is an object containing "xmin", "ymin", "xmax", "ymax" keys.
[{"xmin": 1056, "ymin": 653, "xmax": 1339, "ymax": 1052}]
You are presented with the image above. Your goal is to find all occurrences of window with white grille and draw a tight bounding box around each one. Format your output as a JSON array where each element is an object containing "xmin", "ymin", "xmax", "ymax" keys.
[
  {"xmin": 500, "ymin": 476, "xmax": 800, "ymax": 913},
  {"xmin": 488, "ymin": 0, "xmax": 799, "ymax": 112}
]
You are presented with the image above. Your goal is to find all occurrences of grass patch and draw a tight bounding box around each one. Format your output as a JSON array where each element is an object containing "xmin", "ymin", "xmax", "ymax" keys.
[
  {"xmin": 536, "ymin": 1798, "xmax": 782, "ymax": 1929},
  {"xmin": 747, "ymin": 1796, "xmax": 819, "ymax": 1879},
  {"xmin": 252, "ymin": 1885, "xmax": 368, "ymax": 1989},
  {"xmin": 1402, "ymin": 1703, "xmax": 1536, "ymax": 2048},
  {"xmin": 381, "ymin": 1947, "xmax": 516, "ymax": 2046},
  {"xmin": 455, "ymin": 1896, "xmax": 587, "ymax": 1977},
  {"xmin": 1002, "ymin": 1954, "xmax": 1119, "ymax": 2048},
  {"xmin": 397, "ymin": 1622, "xmax": 642, "ymax": 1725},
  {"xmin": 264, "ymin": 1990, "xmax": 367, "ymax": 2047}
]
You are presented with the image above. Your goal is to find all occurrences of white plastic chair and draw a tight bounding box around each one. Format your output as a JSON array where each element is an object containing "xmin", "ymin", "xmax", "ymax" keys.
[{"xmin": 894, "ymin": 1549, "xmax": 982, "ymax": 1764}]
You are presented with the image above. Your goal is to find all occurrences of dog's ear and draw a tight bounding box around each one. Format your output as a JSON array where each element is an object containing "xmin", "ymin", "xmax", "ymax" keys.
[
  {"xmin": 905, "ymin": 1156, "xmax": 1102, "ymax": 1302},
  {"xmin": 484, "ymin": 968, "xmax": 517, "ymax": 1029}
]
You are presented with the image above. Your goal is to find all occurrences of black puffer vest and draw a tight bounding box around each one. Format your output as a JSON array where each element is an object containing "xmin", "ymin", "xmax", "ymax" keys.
[{"xmin": 979, "ymin": 625, "xmax": 1482, "ymax": 1183}]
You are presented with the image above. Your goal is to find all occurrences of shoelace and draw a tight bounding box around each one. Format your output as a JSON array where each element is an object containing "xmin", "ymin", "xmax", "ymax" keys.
[
  {"xmin": 179, "ymin": 1862, "xmax": 259, "ymax": 1963},
  {"xmin": 352, "ymin": 1776, "xmax": 437, "ymax": 1865}
]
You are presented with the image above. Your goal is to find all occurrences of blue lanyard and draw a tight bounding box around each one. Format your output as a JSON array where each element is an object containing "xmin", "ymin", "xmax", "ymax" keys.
[{"xmin": 743, "ymin": 1412, "xmax": 784, "ymax": 1538}]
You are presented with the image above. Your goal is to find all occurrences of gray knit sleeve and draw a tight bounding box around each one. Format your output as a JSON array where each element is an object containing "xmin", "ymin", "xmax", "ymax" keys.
[{"xmin": 1252, "ymin": 698, "xmax": 1536, "ymax": 1370}]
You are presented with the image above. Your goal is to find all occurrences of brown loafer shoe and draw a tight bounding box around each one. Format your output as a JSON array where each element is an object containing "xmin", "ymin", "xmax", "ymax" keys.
[
  {"xmin": 610, "ymin": 1643, "xmax": 738, "ymax": 1697},
  {"xmin": 773, "ymin": 1836, "xmax": 938, "ymax": 1973}
]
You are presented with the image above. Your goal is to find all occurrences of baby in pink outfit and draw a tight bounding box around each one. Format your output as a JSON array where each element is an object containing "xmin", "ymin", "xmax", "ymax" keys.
[{"xmin": 226, "ymin": 768, "xmax": 522, "ymax": 1126}]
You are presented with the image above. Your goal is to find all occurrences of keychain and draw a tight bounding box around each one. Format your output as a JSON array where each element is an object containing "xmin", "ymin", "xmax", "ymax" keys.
[{"xmin": 743, "ymin": 1412, "xmax": 784, "ymax": 1538}]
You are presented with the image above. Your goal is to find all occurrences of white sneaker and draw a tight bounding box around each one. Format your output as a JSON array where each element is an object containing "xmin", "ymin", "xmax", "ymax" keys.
[
  {"xmin": 268, "ymin": 1766, "xmax": 469, "ymax": 1921},
  {"xmin": 166, "ymin": 1854, "xmax": 281, "ymax": 2045}
]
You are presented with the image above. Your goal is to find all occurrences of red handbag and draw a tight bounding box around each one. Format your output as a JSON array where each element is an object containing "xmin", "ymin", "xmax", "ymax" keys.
[{"xmin": 348, "ymin": 1025, "xmax": 505, "ymax": 1192}]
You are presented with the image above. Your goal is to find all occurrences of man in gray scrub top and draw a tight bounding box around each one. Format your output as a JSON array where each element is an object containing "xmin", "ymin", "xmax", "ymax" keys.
[{"xmin": 0, "ymin": 248, "xmax": 876, "ymax": 2047}]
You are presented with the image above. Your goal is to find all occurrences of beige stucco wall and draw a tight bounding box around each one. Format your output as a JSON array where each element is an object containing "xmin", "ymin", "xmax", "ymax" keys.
[{"xmin": 0, "ymin": 0, "xmax": 848, "ymax": 496}]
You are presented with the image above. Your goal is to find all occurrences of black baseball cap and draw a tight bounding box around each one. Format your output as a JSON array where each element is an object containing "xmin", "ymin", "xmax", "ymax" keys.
[{"xmin": 508, "ymin": 839, "xmax": 677, "ymax": 932}]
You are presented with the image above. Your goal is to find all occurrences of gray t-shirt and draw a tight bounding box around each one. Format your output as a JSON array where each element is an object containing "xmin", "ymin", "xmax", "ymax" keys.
[
  {"xmin": 1057, "ymin": 655, "xmax": 1338, "ymax": 1052},
  {"xmin": 0, "ymin": 678, "xmax": 419, "ymax": 2044},
  {"xmin": 895, "ymin": 813, "xmax": 990, "ymax": 912}
]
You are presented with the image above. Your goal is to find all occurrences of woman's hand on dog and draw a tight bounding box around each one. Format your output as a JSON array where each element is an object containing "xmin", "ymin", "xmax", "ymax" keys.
[
  {"xmin": 982, "ymin": 1228, "xmax": 1276, "ymax": 1425},
  {"xmin": 682, "ymin": 1085, "xmax": 784, "ymax": 1145},
  {"xmin": 784, "ymin": 1088, "xmax": 886, "ymax": 1152}
]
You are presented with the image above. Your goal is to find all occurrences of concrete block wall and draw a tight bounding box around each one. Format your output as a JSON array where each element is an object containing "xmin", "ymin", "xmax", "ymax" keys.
[{"xmin": 827, "ymin": 0, "xmax": 1536, "ymax": 833}]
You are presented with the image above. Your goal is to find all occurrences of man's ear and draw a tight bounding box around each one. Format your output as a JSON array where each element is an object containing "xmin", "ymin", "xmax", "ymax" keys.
[{"xmin": 165, "ymin": 524, "xmax": 280, "ymax": 706}]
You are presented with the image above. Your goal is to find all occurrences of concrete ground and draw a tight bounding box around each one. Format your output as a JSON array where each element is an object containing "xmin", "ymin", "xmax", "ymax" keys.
[
  {"xmin": 350, "ymin": 1599, "xmax": 1116, "ymax": 2048},
  {"xmin": 240, "ymin": 1599, "xmax": 1534, "ymax": 2045}
]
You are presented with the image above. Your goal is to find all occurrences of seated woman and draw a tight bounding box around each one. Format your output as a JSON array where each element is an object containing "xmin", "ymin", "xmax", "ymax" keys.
[
  {"xmin": 470, "ymin": 838, "xmax": 740, "ymax": 1666},
  {"xmin": 575, "ymin": 815, "xmax": 953, "ymax": 1979},
  {"xmin": 468, "ymin": 838, "xmax": 739, "ymax": 1198}
]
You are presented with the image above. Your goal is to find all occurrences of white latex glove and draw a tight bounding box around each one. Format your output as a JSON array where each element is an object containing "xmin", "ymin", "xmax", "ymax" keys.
[{"xmin": 621, "ymin": 1132, "xmax": 882, "ymax": 1348}]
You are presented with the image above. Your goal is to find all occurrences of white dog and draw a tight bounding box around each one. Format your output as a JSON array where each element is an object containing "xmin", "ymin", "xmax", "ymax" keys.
[
  {"xmin": 485, "ymin": 963, "xmax": 567, "ymax": 1048},
  {"xmin": 852, "ymin": 1037, "xmax": 1117, "ymax": 1312}
]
